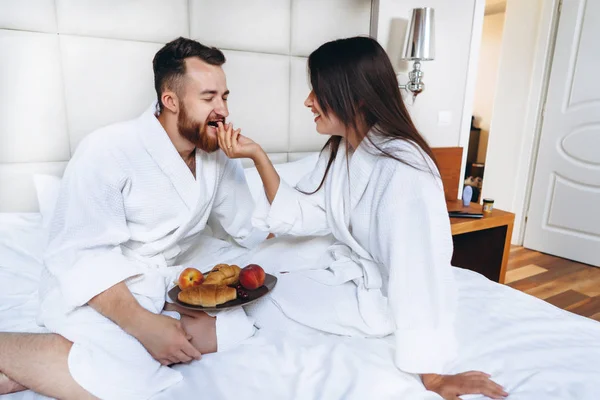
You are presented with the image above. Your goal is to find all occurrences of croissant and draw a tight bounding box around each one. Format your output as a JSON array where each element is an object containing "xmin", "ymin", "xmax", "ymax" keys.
[
  {"xmin": 178, "ymin": 284, "xmax": 237, "ymax": 307},
  {"xmin": 203, "ymin": 264, "xmax": 241, "ymax": 286}
]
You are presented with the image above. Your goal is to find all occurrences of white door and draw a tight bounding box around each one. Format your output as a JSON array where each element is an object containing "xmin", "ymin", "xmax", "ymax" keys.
[{"xmin": 524, "ymin": 0, "xmax": 600, "ymax": 267}]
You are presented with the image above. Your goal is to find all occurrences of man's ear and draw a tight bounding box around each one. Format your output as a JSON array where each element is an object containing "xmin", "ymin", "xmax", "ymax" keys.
[{"xmin": 161, "ymin": 91, "xmax": 180, "ymax": 114}]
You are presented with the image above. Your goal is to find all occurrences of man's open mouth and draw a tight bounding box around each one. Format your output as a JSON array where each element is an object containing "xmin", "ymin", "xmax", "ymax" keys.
[{"xmin": 207, "ymin": 119, "xmax": 224, "ymax": 128}]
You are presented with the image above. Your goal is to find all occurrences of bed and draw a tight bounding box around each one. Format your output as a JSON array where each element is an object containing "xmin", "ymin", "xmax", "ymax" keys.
[{"xmin": 2, "ymin": 158, "xmax": 600, "ymax": 400}]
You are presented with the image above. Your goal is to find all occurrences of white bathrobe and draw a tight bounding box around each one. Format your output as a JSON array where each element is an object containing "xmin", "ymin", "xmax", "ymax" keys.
[
  {"xmin": 252, "ymin": 134, "xmax": 458, "ymax": 375},
  {"xmin": 37, "ymin": 103, "xmax": 266, "ymax": 399}
]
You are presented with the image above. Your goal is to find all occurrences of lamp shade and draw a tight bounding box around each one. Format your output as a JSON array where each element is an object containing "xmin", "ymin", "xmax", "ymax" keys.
[{"xmin": 402, "ymin": 7, "xmax": 435, "ymax": 61}]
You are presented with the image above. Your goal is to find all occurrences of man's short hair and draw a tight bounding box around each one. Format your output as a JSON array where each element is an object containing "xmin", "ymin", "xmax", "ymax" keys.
[{"xmin": 152, "ymin": 37, "xmax": 226, "ymax": 111}]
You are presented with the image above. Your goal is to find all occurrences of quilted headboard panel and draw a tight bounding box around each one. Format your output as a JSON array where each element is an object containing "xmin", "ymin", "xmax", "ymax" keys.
[{"xmin": 0, "ymin": 0, "xmax": 374, "ymax": 212}]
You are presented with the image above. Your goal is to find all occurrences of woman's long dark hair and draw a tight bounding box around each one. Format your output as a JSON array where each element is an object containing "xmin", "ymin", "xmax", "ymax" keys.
[{"xmin": 306, "ymin": 36, "xmax": 438, "ymax": 193}]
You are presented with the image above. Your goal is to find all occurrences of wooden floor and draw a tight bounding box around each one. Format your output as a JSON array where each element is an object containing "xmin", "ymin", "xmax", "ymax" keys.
[{"xmin": 506, "ymin": 246, "xmax": 600, "ymax": 322}]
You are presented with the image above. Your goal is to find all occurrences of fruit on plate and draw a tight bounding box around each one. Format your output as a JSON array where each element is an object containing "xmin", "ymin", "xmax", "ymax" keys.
[
  {"xmin": 239, "ymin": 264, "xmax": 265, "ymax": 290},
  {"xmin": 178, "ymin": 267, "xmax": 204, "ymax": 290},
  {"xmin": 235, "ymin": 284, "xmax": 250, "ymax": 300}
]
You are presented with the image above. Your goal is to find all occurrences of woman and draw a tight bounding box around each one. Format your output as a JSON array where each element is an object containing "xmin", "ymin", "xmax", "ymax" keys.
[{"xmin": 217, "ymin": 37, "xmax": 507, "ymax": 400}]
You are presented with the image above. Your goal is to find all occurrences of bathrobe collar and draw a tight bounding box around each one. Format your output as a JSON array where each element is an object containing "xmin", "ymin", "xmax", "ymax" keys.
[
  {"xmin": 347, "ymin": 132, "xmax": 386, "ymax": 210},
  {"xmin": 137, "ymin": 102, "xmax": 202, "ymax": 210},
  {"xmin": 326, "ymin": 130, "xmax": 384, "ymax": 259}
]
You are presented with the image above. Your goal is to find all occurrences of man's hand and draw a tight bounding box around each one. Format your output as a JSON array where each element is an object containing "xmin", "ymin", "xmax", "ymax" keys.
[
  {"xmin": 131, "ymin": 312, "xmax": 202, "ymax": 366},
  {"xmin": 88, "ymin": 281, "xmax": 201, "ymax": 366},
  {"xmin": 422, "ymin": 372, "xmax": 508, "ymax": 400},
  {"xmin": 217, "ymin": 121, "xmax": 262, "ymax": 161}
]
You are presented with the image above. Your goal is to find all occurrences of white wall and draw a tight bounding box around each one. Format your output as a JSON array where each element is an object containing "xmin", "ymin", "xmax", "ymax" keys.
[
  {"xmin": 376, "ymin": 0, "xmax": 478, "ymax": 148},
  {"xmin": 482, "ymin": 0, "xmax": 557, "ymax": 243},
  {"xmin": 0, "ymin": 0, "xmax": 373, "ymax": 212},
  {"xmin": 472, "ymin": 11, "xmax": 505, "ymax": 163}
]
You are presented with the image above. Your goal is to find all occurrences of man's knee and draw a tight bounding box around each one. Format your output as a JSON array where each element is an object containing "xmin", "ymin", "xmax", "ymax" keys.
[{"xmin": 180, "ymin": 314, "xmax": 217, "ymax": 354}]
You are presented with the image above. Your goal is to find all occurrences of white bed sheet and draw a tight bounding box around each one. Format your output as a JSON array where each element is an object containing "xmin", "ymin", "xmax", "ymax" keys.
[{"xmin": 1, "ymin": 213, "xmax": 600, "ymax": 400}]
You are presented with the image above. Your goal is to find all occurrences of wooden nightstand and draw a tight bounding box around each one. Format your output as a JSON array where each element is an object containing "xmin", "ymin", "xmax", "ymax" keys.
[{"xmin": 447, "ymin": 200, "xmax": 515, "ymax": 284}]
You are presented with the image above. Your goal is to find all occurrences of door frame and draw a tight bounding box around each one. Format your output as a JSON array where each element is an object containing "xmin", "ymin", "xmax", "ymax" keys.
[
  {"xmin": 478, "ymin": 0, "xmax": 562, "ymax": 244},
  {"xmin": 457, "ymin": 0, "xmax": 486, "ymax": 198},
  {"xmin": 513, "ymin": 0, "xmax": 563, "ymax": 244}
]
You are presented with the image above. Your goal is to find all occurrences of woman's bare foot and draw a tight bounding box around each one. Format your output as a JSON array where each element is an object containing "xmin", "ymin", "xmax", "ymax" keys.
[{"xmin": 0, "ymin": 372, "xmax": 26, "ymax": 395}]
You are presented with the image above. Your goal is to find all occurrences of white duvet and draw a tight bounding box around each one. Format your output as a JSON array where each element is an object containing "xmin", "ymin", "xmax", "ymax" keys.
[{"xmin": 1, "ymin": 213, "xmax": 600, "ymax": 400}]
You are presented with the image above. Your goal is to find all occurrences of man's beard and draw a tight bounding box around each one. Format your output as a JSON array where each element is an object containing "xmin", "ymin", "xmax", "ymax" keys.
[{"xmin": 177, "ymin": 103, "xmax": 220, "ymax": 153}]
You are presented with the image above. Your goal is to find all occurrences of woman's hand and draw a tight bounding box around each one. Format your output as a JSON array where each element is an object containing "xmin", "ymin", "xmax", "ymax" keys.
[
  {"xmin": 422, "ymin": 372, "xmax": 508, "ymax": 400},
  {"xmin": 217, "ymin": 121, "xmax": 262, "ymax": 161},
  {"xmin": 216, "ymin": 121, "xmax": 280, "ymax": 204}
]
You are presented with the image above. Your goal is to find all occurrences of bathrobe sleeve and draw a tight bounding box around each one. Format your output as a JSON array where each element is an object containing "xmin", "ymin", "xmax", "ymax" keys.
[
  {"xmin": 43, "ymin": 146, "xmax": 143, "ymax": 312},
  {"xmin": 252, "ymin": 153, "xmax": 330, "ymax": 236},
  {"xmin": 211, "ymin": 157, "xmax": 268, "ymax": 248},
  {"xmin": 374, "ymin": 162, "xmax": 458, "ymax": 374}
]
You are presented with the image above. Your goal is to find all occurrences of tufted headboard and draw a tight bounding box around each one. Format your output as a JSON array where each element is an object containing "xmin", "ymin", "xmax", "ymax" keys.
[{"xmin": 0, "ymin": 0, "xmax": 375, "ymax": 212}]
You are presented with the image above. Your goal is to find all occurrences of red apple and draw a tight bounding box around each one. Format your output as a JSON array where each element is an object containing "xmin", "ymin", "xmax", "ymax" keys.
[
  {"xmin": 239, "ymin": 264, "xmax": 265, "ymax": 290},
  {"xmin": 178, "ymin": 267, "xmax": 204, "ymax": 290}
]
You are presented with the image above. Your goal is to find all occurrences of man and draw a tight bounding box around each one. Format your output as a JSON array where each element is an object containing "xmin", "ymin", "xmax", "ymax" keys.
[{"xmin": 0, "ymin": 37, "xmax": 266, "ymax": 399}]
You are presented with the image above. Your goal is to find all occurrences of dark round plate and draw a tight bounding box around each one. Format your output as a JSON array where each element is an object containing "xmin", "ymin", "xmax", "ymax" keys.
[{"xmin": 168, "ymin": 273, "xmax": 277, "ymax": 311}]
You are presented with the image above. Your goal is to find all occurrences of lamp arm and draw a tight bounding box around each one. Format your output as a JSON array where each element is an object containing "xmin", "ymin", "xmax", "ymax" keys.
[{"xmin": 398, "ymin": 60, "xmax": 425, "ymax": 97}]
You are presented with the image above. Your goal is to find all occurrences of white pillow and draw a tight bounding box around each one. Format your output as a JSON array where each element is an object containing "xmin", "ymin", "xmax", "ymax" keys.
[
  {"xmin": 33, "ymin": 174, "xmax": 62, "ymax": 228},
  {"xmin": 244, "ymin": 153, "xmax": 319, "ymax": 202}
]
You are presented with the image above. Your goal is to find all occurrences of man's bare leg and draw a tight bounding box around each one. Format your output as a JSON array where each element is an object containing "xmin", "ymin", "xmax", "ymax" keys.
[
  {"xmin": 0, "ymin": 371, "xmax": 25, "ymax": 394},
  {"xmin": 164, "ymin": 303, "xmax": 217, "ymax": 355},
  {"xmin": 0, "ymin": 333, "xmax": 97, "ymax": 399}
]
